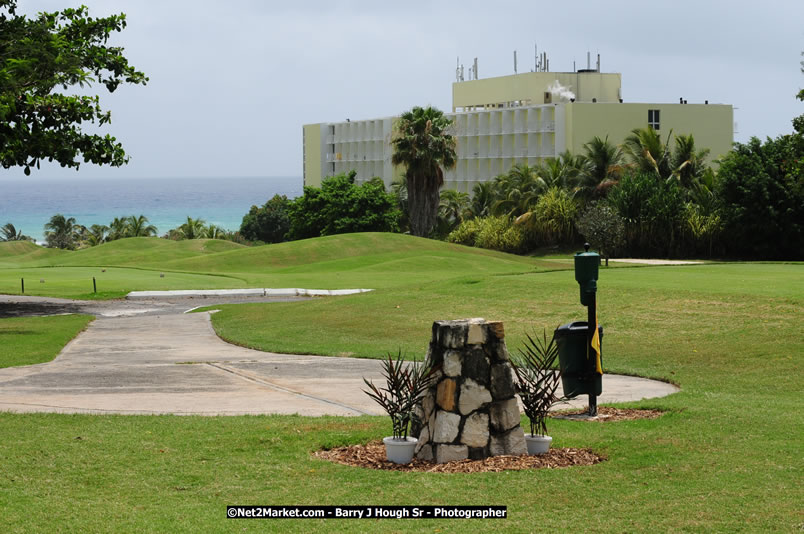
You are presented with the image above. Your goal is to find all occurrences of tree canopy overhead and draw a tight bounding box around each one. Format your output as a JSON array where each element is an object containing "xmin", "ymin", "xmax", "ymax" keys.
[{"xmin": 0, "ymin": 0, "xmax": 147, "ymax": 175}]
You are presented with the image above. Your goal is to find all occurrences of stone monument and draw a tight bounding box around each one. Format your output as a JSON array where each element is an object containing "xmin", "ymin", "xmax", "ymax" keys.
[{"xmin": 414, "ymin": 318, "xmax": 527, "ymax": 463}]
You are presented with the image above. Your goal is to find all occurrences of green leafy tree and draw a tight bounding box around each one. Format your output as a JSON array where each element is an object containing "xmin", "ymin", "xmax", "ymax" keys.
[
  {"xmin": 575, "ymin": 203, "xmax": 626, "ymax": 265},
  {"xmin": 239, "ymin": 194, "xmax": 290, "ymax": 243},
  {"xmin": 125, "ymin": 215, "xmax": 157, "ymax": 237},
  {"xmin": 0, "ymin": 222, "xmax": 31, "ymax": 241},
  {"xmin": 287, "ymin": 173, "xmax": 400, "ymax": 240},
  {"xmin": 391, "ymin": 106, "xmax": 456, "ymax": 237},
  {"xmin": 0, "ymin": 0, "xmax": 148, "ymax": 174},
  {"xmin": 468, "ymin": 181, "xmax": 496, "ymax": 219},
  {"xmin": 44, "ymin": 213, "xmax": 78, "ymax": 249},
  {"xmin": 715, "ymin": 135, "xmax": 803, "ymax": 259}
]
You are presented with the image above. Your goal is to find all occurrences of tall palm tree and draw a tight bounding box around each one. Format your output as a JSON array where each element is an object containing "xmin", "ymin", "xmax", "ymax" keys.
[
  {"xmin": 469, "ymin": 181, "xmax": 497, "ymax": 219},
  {"xmin": 178, "ymin": 216, "xmax": 206, "ymax": 240},
  {"xmin": 438, "ymin": 189, "xmax": 470, "ymax": 227},
  {"xmin": 623, "ymin": 127, "xmax": 673, "ymax": 179},
  {"xmin": 125, "ymin": 215, "xmax": 157, "ymax": 237},
  {"xmin": 575, "ymin": 136, "xmax": 625, "ymax": 200},
  {"xmin": 108, "ymin": 216, "xmax": 129, "ymax": 240},
  {"xmin": 203, "ymin": 224, "xmax": 226, "ymax": 239},
  {"xmin": 491, "ymin": 163, "xmax": 546, "ymax": 217},
  {"xmin": 391, "ymin": 106, "xmax": 456, "ymax": 237},
  {"xmin": 44, "ymin": 214, "xmax": 78, "ymax": 249},
  {"xmin": 86, "ymin": 224, "xmax": 109, "ymax": 247},
  {"xmin": 1, "ymin": 223, "xmax": 32, "ymax": 242},
  {"xmin": 670, "ymin": 134, "xmax": 710, "ymax": 189}
]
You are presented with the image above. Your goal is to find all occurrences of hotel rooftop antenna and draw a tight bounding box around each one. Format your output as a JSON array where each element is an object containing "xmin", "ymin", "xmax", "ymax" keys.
[
  {"xmin": 514, "ymin": 50, "xmax": 517, "ymax": 74},
  {"xmin": 474, "ymin": 57, "xmax": 478, "ymax": 79}
]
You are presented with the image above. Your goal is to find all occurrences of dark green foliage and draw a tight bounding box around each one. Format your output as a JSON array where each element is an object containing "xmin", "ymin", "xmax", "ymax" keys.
[
  {"xmin": 0, "ymin": 0, "xmax": 147, "ymax": 174},
  {"xmin": 715, "ymin": 135, "xmax": 803, "ymax": 259},
  {"xmin": 287, "ymin": 172, "xmax": 400, "ymax": 240},
  {"xmin": 607, "ymin": 172, "xmax": 686, "ymax": 257},
  {"xmin": 576, "ymin": 203, "xmax": 626, "ymax": 265},
  {"xmin": 239, "ymin": 194, "xmax": 290, "ymax": 243}
]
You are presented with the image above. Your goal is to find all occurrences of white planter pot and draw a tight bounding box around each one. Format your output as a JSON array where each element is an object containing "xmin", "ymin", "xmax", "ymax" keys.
[
  {"xmin": 524, "ymin": 434, "xmax": 552, "ymax": 455},
  {"xmin": 383, "ymin": 436, "xmax": 418, "ymax": 464}
]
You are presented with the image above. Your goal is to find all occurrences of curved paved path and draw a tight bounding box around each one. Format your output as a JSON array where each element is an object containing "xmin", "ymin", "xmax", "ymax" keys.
[{"xmin": 0, "ymin": 295, "xmax": 679, "ymax": 416}]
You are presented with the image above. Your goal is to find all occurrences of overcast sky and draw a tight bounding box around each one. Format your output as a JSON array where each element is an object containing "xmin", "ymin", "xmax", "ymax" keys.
[{"xmin": 5, "ymin": 0, "xmax": 804, "ymax": 180}]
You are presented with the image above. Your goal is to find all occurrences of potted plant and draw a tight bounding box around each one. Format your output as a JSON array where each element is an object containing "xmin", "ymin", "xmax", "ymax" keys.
[
  {"xmin": 512, "ymin": 330, "xmax": 564, "ymax": 455},
  {"xmin": 363, "ymin": 351, "xmax": 432, "ymax": 464}
]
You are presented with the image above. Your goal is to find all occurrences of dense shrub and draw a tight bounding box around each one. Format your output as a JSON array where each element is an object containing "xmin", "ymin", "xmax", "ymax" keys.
[
  {"xmin": 607, "ymin": 172, "xmax": 686, "ymax": 257},
  {"xmin": 448, "ymin": 216, "xmax": 524, "ymax": 253},
  {"xmin": 523, "ymin": 186, "xmax": 578, "ymax": 246},
  {"xmin": 715, "ymin": 135, "xmax": 803, "ymax": 259},
  {"xmin": 240, "ymin": 194, "xmax": 291, "ymax": 243},
  {"xmin": 287, "ymin": 172, "xmax": 401, "ymax": 240}
]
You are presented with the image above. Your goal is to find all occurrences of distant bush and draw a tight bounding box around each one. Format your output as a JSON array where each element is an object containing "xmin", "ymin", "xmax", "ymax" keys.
[
  {"xmin": 448, "ymin": 216, "xmax": 524, "ymax": 254},
  {"xmin": 240, "ymin": 194, "xmax": 291, "ymax": 243},
  {"xmin": 287, "ymin": 172, "xmax": 401, "ymax": 240}
]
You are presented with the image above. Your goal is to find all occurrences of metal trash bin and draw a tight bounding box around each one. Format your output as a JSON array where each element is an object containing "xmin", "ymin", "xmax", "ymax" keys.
[{"xmin": 554, "ymin": 321, "xmax": 603, "ymax": 398}]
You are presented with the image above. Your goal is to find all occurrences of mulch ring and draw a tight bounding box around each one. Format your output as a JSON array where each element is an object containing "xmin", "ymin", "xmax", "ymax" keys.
[
  {"xmin": 552, "ymin": 406, "xmax": 665, "ymax": 422},
  {"xmin": 314, "ymin": 441, "xmax": 605, "ymax": 473}
]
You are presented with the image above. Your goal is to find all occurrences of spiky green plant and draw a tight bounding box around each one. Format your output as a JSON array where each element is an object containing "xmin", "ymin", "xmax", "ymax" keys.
[
  {"xmin": 363, "ymin": 351, "xmax": 433, "ymax": 440},
  {"xmin": 512, "ymin": 330, "xmax": 563, "ymax": 437}
]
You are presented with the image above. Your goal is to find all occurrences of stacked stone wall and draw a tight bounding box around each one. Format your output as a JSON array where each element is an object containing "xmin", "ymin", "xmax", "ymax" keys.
[{"xmin": 414, "ymin": 318, "xmax": 526, "ymax": 463}]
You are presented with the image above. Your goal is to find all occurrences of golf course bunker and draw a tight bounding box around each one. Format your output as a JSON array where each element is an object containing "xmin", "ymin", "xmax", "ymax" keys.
[{"xmin": 0, "ymin": 295, "xmax": 679, "ymax": 416}]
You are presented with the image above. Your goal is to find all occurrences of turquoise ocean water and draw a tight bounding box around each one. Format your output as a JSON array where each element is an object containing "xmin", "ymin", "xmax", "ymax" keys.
[{"xmin": 0, "ymin": 176, "xmax": 302, "ymax": 243}]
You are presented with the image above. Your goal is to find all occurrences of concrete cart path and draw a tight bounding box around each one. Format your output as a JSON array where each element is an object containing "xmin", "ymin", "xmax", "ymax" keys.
[{"xmin": 0, "ymin": 301, "xmax": 679, "ymax": 416}]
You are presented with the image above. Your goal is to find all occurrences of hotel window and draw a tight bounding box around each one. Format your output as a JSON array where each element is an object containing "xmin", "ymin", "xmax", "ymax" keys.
[{"xmin": 648, "ymin": 109, "xmax": 660, "ymax": 130}]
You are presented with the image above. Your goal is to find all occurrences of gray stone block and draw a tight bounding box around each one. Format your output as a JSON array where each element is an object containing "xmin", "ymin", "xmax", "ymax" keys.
[
  {"xmin": 458, "ymin": 378, "xmax": 492, "ymax": 415},
  {"xmin": 490, "ymin": 397, "xmax": 522, "ymax": 432},
  {"xmin": 435, "ymin": 444, "xmax": 468, "ymax": 463},
  {"xmin": 433, "ymin": 410, "xmax": 461, "ymax": 443},
  {"xmin": 443, "ymin": 350, "xmax": 462, "ymax": 377},
  {"xmin": 460, "ymin": 412, "xmax": 490, "ymax": 448}
]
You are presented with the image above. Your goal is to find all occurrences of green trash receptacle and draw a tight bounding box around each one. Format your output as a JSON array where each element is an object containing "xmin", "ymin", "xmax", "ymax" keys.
[{"xmin": 554, "ymin": 321, "xmax": 603, "ymax": 398}]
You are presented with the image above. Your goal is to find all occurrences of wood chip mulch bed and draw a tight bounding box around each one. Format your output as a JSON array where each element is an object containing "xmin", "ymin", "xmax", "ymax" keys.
[
  {"xmin": 553, "ymin": 406, "xmax": 665, "ymax": 422},
  {"xmin": 314, "ymin": 441, "xmax": 605, "ymax": 473}
]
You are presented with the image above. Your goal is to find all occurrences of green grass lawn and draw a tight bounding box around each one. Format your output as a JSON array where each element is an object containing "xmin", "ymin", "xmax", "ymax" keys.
[
  {"xmin": 0, "ymin": 234, "xmax": 801, "ymax": 532},
  {"xmin": 0, "ymin": 314, "xmax": 93, "ymax": 368}
]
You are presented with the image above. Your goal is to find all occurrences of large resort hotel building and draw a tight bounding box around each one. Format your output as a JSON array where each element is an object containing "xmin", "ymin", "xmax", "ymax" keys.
[{"xmin": 303, "ymin": 55, "xmax": 733, "ymax": 192}]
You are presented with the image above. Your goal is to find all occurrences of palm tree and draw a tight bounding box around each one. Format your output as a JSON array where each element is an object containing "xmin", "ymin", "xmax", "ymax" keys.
[
  {"xmin": 1, "ymin": 223, "xmax": 32, "ymax": 242},
  {"xmin": 125, "ymin": 215, "xmax": 157, "ymax": 237},
  {"xmin": 203, "ymin": 224, "xmax": 226, "ymax": 239},
  {"xmin": 438, "ymin": 189, "xmax": 470, "ymax": 228},
  {"xmin": 491, "ymin": 163, "xmax": 546, "ymax": 217},
  {"xmin": 108, "ymin": 216, "xmax": 129, "ymax": 240},
  {"xmin": 623, "ymin": 127, "xmax": 673, "ymax": 179},
  {"xmin": 391, "ymin": 106, "xmax": 457, "ymax": 237},
  {"xmin": 575, "ymin": 136, "xmax": 625, "ymax": 201},
  {"xmin": 468, "ymin": 181, "xmax": 497, "ymax": 219},
  {"xmin": 177, "ymin": 216, "xmax": 206, "ymax": 239},
  {"xmin": 670, "ymin": 134, "xmax": 710, "ymax": 189},
  {"xmin": 44, "ymin": 214, "xmax": 78, "ymax": 249},
  {"xmin": 86, "ymin": 224, "xmax": 109, "ymax": 247}
]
